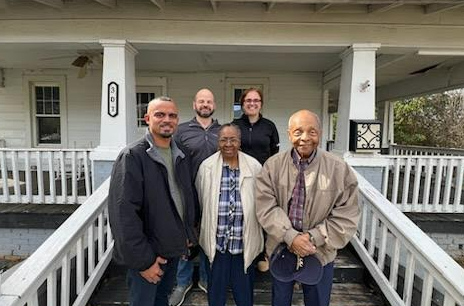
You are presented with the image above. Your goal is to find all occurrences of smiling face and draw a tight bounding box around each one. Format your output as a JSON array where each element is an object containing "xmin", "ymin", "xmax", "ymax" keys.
[
  {"xmin": 193, "ymin": 89, "xmax": 216, "ymax": 118},
  {"xmin": 218, "ymin": 126, "xmax": 241, "ymax": 160},
  {"xmin": 144, "ymin": 99, "xmax": 179, "ymax": 139},
  {"xmin": 242, "ymin": 90, "xmax": 262, "ymax": 117},
  {"xmin": 288, "ymin": 110, "xmax": 321, "ymax": 158}
]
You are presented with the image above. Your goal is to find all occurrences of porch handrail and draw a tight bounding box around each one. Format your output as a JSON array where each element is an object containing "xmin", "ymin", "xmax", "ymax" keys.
[
  {"xmin": 0, "ymin": 178, "xmax": 112, "ymax": 306},
  {"xmin": 381, "ymin": 155, "xmax": 464, "ymax": 213},
  {"xmin": 352, "ymin": 170, "xmax": 464, "ymax": 306},
  {"xmin": 0, "ymin": 148, "xmax": 93, "ymax": 204},
  {"xmin": 390, "ymin": 144, "xmax": 464, "ymax": 156}
]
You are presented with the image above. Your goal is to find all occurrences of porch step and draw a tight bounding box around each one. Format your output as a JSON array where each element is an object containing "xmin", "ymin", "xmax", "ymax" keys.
[{"xmin": 89, "ymin": 247, "xmax": 385, "ymax": 306}]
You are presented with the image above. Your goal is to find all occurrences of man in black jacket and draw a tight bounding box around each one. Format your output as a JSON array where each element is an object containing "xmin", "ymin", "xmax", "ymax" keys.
[{"xmin": 108, "ymin": 96, "xmax": 198, "ymax": 306}]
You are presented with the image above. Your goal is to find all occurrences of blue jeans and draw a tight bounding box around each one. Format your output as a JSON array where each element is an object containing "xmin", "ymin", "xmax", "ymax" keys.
[
  {"xmin": 126, "ymin": 257, "xmax": 179, "ymax": 306},
  {"xmin": 272, "ymin": 261, "xmax": 334, "ymax": 306},
  {"xmin": 207, "ymin": 251, "xmax": 255, "ymax": 306},
  {"xmin": 176, "ymin": 249, "xmax": 208, "ymax": 286}
]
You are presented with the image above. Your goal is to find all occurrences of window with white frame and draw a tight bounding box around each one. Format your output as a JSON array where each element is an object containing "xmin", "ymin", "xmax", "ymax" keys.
[{"xmin": 34, "ymin": 85, "xmax": 62, "ymax": 144}]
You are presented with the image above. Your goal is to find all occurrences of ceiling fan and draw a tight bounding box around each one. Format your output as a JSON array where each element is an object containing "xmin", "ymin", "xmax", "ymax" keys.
[{"xmin": 41, "ymin": 50, "xmax": 103, "ymax": 78}]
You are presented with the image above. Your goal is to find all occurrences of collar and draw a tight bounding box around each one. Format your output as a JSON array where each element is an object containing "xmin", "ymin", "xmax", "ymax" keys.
[
  {"xmin": 144, "ymin": 129, "xmax": 185, "ymax": 163},
  {"xmin": 291, "ymin": 148, "xmax": 317, "ymax": 167}
]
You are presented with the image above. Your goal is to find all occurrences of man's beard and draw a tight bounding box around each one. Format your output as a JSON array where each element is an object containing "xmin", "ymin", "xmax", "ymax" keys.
[
  {"xmin": 159, "ymin": 132, "xmax": 173, "ymax": 138},
  {"xmin": 196, "ymin": 108, "xmax": 214, "ymax": 118}
]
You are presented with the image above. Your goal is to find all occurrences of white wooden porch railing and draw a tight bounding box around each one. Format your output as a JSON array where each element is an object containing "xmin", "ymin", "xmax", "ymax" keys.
[
  {"xmin": 353, "ymin": 171, "xmax": 464, "ymax": 306},
  {"xmin": 0, "ymin": 148, "xmax": 92, "ymax": 204},
  {"xmin": 382, "ymin": 156, "xmax": 464, "ymax": 213},
  {"xmin": 390, "ymin": 144, "xmax": 464, "ymax": 156},
  {"xmin": 0, "ymin": 179, "xmax": 112, "ymax": 306}
]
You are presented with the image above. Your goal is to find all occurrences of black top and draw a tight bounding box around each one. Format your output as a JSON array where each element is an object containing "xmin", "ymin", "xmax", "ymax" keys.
[
  {"xmin": 232, "ymin": 114, "xmax": 280, "ymax": 165},
  {"xmin": 174, "ymin": 117, "xmax": 221, "ymax": 175}
]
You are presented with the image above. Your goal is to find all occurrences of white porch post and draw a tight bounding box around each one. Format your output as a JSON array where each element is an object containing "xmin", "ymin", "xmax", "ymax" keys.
[
  {"xmin": 379, "ymin": 100, "xmax": 395, "ymax": 151},
  {"xmin": 333, "ymin": 43, "xmax": 380, "ymax": 156},
  {"xmin": 90, "ymin": 40, "xmax": 138, "ymax": 189},
  {"xmin": 321, "ymin": 89, "xmax": 330, "ymax": 150}
]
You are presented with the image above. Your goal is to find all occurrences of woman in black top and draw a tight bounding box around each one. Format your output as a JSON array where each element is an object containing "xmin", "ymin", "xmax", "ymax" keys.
[{"xmin": 232, "ymin": 88, "xmax": 280, "ymax": 165}]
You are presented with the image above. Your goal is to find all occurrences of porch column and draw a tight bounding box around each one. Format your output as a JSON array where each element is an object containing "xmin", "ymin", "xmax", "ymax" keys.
[
  {"xmin": 333, "ymin": 43, "xmax": 380, "ymax": 156},
  {"xmin": 90, "ymin": 40, "xmax": 138, "ymax": 189},
  {"xmin": 321, "ymin": 89, "xmax": 330, "ymax": 150},
  {"xmin": 378, "ymin": 100, "xmax": 395, "ymax": 152}
]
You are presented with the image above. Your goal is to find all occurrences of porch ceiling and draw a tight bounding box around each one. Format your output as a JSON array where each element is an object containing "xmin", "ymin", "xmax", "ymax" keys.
[
  {"xmin": 4, "ymin": 0, "xmax": 464, "ymax": 14},
  {"xmin": 1, "ymin": 42, "xmax": 463, "ymax": 99}
]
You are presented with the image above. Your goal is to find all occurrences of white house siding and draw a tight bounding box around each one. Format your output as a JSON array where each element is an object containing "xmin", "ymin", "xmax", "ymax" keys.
[
  {"xmin": 0, "ymin": 70, "xmax": 321, "ymax": 150},
  {"xmin": 0, "ymin": 69, "xmax": 27, "ymax": 147}
]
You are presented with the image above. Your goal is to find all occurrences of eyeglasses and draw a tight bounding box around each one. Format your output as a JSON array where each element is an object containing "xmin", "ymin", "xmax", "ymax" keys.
[
  {"xmin": 244, "ymin": 99, "xmax": 262, "ymax": 104},
  {"xmin": 219, "ymin": 138, "xmax": 240, "ymax": 144}
]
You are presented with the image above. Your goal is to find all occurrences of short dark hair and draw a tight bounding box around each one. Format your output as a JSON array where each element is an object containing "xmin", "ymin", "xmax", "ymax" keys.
[
  {"xmin": 239, "ymin": 88, "xmax": 263, "ymax": 107},
  {"xmin": 218, "ymin": 123, "xmax": 241, "ymax": 139}
]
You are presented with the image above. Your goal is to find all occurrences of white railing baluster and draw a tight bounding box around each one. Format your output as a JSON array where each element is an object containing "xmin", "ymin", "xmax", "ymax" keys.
[
  {"xmin": 47, "ymin": 270, "xmax": 57, "ymax": 306},
  {"xmin": 105, "ymin": 206, "xmax": 112, "ymax": 249},
  {"xmin": 88, "ymin": 224, "xmax": 95, "ymax": 276},
  {"xmin": 48, "ymin": 151, "xmax": 56, "ymax": 203},
  {"xmin": 389, "ymin": 235, "xmax": 400, "ymax": 290},
  {"xmin": 420, "ymin": 272, "xmax": 433, "ymax": 306},
  {"xmin": 84, "ymin": 151, "xmax": 91, "ymax": 197},
  {"xmin": 60, "ymin": 151, "xmax": 67, "ymax": 204},
  {"xmin": 359, "ymin": 203, "xmax": 368, "ymax": 244},
  {"xmin": 98, "ymin": 213, "xmax": 104, "ymax": 260},
  {"xmin": 432, "ymin": 158, "xmax": 444, "ymax": 212},
  {"xmin": 0, "ymin": 150, "xmax": 9, "ymax": 202},
  {"xmin": 392, "ymin": 158, "xmax": 401, "ymax": 205},
  {"xmin": 442, "ymin": 159, "xmax": 454, "ymax": 212},
  {"xmin": 368, "ymin": 213, "xmax": 377, "ymax": 256},
  {"xmin": 25, "ymin": 151, "xmax": 32, "ymax": 203},
  {"xmin": 382, "ymin": 165, "xmax": 389, "ymax": 196},
  {"xmin": 377, "ymin": 222, "xmax": 388, "ymax": 272},
  {"xmin": 61, "ymin": 253, "xmax": 70, "ymax": 306},
  {"xmin": 411, "ymin": 158, "xmax": 422, "ymax": 212},
  {"xmin": 401, "ymin": 158, "xmax": 411, "ymax": 211},
  {"xmin": 36, "ymin": 151, "xmax": 44, "ymax": 204},
  {"xmin": 27, "ymin": 294, "xmax": 39, "ymax": 306},
  {"xmin": 71, "ymin": 151, "xmax": 77, "ymax": 204},
  {"xmin": 76, "ymin": 236, "xmax": 84, "ymax": 294},
  {"xmin": 422, "ymin": 158, "xmax": 433, "ymax": 212},
  {"xmin": 454, "ymin": 159, "xmax": 464, "ymax": 211},
  {"xmin": 402, "ymin": 252, "xmax": 416, "ymax": 305},
  {"xmin": 11, "ymin": 151, "xmax": 21, "ymax": 203},
  {"xmin": 443, "ymin": 293, "xmax": 456, "ymax": 306}
]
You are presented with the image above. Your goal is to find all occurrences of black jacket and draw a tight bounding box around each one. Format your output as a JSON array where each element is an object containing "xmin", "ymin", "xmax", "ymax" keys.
[
  {"xmin": 174, "ymin": 117, "xmax": 221, "ymax": 175},
  {"xmin": 233, "ymin": 114, "xmax": 280, "ymax": 165},
  {"xmin": 108, "ymin": 132, "xmax": 198, "ymax": 271}
]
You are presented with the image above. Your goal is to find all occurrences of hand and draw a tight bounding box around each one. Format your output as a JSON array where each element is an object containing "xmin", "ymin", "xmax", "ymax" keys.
[
  {"xmin": 139, "ymin": 256, "xmax": 167, "ymax": 284},
  {"xmin": 290, "ymin": 233, "xmax": 317, "ymax": 257}
]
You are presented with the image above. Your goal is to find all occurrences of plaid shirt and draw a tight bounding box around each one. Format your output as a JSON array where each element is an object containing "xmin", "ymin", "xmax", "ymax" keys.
[
  {"xmin": 216, "ymin": 164, "xmax": 244, "ymax": 254},
  {"xmin": 288, "ymin": 149, "xmax": 317, "ymax": 231}
]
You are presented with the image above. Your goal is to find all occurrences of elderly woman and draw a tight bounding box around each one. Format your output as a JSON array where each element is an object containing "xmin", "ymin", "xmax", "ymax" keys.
[
  {"xmin": 232, "ymin": 87, "xmax": 280, "ymax": 165},
  {"xmin": 196, "ymin": 123, "xmax": 263, "ymax": 306}
]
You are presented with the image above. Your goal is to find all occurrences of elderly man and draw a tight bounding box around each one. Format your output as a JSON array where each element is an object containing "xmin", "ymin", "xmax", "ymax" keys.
[
  {"xmin": 108, "ymin": 96, "xmax": 198, "ymax": 306},
  {"xmin": 169, "ymin": 88, "xmax": 221, "ymax": 306},
  {"xmin": 255, "ymin": 110, "xmax": 360, "ymax": 306},
  {"xmin": 196, "ymin": 124, "xmax": 263, "ymax": 306}
]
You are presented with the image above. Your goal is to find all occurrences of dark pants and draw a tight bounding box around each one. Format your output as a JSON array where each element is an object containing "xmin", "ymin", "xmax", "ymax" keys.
[
  {"xmin": 207, "ymin": 251, "xmax": 255, "ymax": 306},
  {"xmin": 126, "ymin": 258, "xmax": 179, "ymax": 306},
  {"xmin": 272, "ymin": 261, "xmax": 334, "ymax": 306}
]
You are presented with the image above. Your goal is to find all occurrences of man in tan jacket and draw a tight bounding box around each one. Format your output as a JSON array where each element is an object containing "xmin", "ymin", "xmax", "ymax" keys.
[{"xmin": 255, "ymin": 110, "xmax": 360, "ymax": 306}]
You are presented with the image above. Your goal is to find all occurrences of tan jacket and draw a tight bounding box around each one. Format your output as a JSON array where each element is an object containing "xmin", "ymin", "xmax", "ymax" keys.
[
  {"xmin": 255, "ymin": 149, "xmax": 360, "ymax": 266},
  {"xmin": 196, "ymin": 151, "xmax": 264, "ymax": 272}
]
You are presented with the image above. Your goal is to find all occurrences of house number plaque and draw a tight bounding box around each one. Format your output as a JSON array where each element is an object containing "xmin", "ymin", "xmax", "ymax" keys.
[{"xmin": 108, "ymin": 82, "xmax": 119, "ymax": 117}]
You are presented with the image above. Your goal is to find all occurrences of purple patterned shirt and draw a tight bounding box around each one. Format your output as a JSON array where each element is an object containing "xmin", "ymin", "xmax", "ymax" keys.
[{"xmin": 288, "ymin": 149, "xmax": 317, "ymax": 231}]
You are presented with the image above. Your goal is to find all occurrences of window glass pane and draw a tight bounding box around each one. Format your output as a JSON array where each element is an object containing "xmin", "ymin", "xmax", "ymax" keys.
[
  {"xmin": 52, "ymin": 87, "xmax": 59, "ymax": 100},
  {"xmin": 137, "ymin": 92, "xmax": 155, "ymax": 127},
  {"xmin": 233, "ymin": 88, "xmax": 244, "ymax": 119},
  {"xmin": 44, "ymin": 101, "xmax": 52, "ymax": 114},
  {"xmin": 53, "ymin": 102, "xmax": 60, "ymax": 114},
  {"xmin": 44, "ymin": 87, "xmax": 52, "ymax": 100},
  {"xmin": 37, "ymin": 117, "xmax": 61, "ymax": 144},
  {"xmin": 37, "ymin": 102, "xmax": 44, "ymax": 114},
  {"xmin": 35, "ymin": 87, "xmax": 43, "ymax": 100}
]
